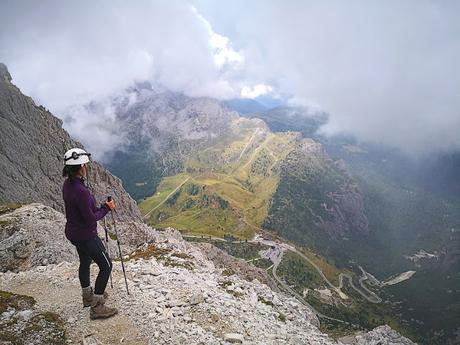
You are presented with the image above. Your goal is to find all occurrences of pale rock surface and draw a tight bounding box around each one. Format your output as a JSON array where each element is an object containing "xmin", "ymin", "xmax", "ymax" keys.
[
  {"xmin": 354, "ymin": 325, "xmax": 416, "ymax": 345},
  {"xmin": 0, "ymin": 203, "xmax": 416, "ymax": 345},
  {"xmin": 0, "ymin": 203, "xmax": 76, "ymax": 272}
]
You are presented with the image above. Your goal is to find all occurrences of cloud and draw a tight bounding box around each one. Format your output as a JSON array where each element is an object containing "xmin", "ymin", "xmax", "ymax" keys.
[
  {"xmin": 241, "ymin": 84, "xmax": 273, "ymax": 99},
  {"xmin": 196, "ymin": 0, "xmax": 460, "ymax": 155},
  {"xmin": 1, "ymin": 0, "xmax": 459, "ymax": 156},
  {"xmin": 190, "ymin": 6, "xmax": 244, "ymax": 69},
  {"xmin": 0, "ymin": 0, "xmax": 247, "ymax": 157}
]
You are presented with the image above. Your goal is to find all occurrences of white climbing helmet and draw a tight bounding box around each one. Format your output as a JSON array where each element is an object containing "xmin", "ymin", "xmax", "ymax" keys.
[{"xmin": 64, "ymin": 148, "xmax": 91, "ymax": 166}]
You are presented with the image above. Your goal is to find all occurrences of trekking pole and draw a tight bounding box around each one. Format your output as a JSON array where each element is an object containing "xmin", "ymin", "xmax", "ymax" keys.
[
  {"xmin": 102, "ymin": 217, "xmax": 113, "ymax": 289},
  {"xmin": 107, "ymin": 196, "xmax": 130, "ymax": 295}
]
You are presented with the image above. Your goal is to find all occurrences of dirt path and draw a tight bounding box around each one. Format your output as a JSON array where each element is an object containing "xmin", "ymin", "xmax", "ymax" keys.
[
  {"xmin": 238, "ymin": 128, "xmax": 261, "ymax": 160},
  {"xmin": 0, "ymin": 263, "xmax": 147, "ymax": 345},
  {"xmin": 142, "ymin": 177, "xmax": 190, "ymax": 220}
]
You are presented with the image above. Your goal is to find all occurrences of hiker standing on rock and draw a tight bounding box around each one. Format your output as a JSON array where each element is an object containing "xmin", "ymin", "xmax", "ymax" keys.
[{"xmin": 62, "ymin": 148, "xmax": 118, "ymax": 320}]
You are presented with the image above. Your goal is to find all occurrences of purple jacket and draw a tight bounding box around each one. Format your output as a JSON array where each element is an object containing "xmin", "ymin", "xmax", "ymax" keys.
[{"xmin": 62, "ymin": 177, "xmax": 109, "ymax": 241}]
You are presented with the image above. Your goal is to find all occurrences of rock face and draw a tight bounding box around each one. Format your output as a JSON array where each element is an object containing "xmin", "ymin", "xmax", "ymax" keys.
[
  {"xmin": 118, "ymin": 86, "xmax": 237, "ymax": 145},
  {"xmin": 321, "ymin": 158, "xmax": 369, "ymax": 239},
  {"xmin": 440, "ymin": 230, "xmax": 460, "ymax": 273},
  {"xmin": 0, "ymin": 63, "xmax": 140, "ymax": 222},
  {"xmin": 0, "ymin": 203, "xmax": 76, "ymax": 272}
]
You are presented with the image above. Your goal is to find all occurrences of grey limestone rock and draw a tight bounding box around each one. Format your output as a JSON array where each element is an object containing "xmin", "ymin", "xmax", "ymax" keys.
[
  {"xmin": 355, "ymin": 325, "xmax": 416, "ymax": 345},
  {"xmin": 0, "ymin": 203, "xmax": 76, "ymax": 272},
  {"xmin": 0, "ymin": 63, "xmax": 140, "ymax": 223}
]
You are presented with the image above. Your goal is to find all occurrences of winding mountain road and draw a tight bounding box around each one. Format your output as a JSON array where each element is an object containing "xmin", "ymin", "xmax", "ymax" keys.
[
  {"xmin": 339, "ymin": 273, "xmax": 382, "ymax": 303},
  {"xmin": 270, "ymin": 247, "xmax": 353, "ymax": 325},
  {"xmin": 255, "ymin": 235, "xmax": 382, "ymax": 304}
]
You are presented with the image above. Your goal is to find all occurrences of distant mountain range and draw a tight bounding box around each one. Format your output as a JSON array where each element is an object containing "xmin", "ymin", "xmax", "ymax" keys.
[{"xmin": 99, "ymin": 86, "xmax": 369, "ymax": 244}]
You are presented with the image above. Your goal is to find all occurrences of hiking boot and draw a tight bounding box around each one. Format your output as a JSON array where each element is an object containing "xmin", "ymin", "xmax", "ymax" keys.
[
  {"xmin": 82, "ymin": 287, "xmax": 109, "ymax": 307},
  {"xmin": 82, "ymin": 286, "xmax": 93, "ymax": 307},
  {"xmin": 90, "ymin": 294, "xmax": 118, "ymax": 320}
]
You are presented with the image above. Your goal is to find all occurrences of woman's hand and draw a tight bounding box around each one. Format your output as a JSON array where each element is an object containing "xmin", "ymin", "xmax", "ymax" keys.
[{"xmin": 105, "ymin": 199, "xmax": 116, "ymax": 210}]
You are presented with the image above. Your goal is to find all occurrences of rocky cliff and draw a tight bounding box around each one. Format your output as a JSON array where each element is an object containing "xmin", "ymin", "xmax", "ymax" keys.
[
  {"xmin": 0, "ymin": 203, "xmax": 76, "ymax": 272},
  {"xmin": 0, "ymin": 63, "xmax": 140, "ymax": 222}
]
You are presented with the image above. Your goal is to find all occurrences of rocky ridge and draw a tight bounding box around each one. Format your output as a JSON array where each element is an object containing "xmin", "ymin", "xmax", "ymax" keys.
[
  {"xmin": 264, "ymin": 139, "xmax": 369, "ymax": 245},
  {"xmin": 0, "ymin": 203, "xmax": 416, "ymax": 344},
  {"xmin": 0, "ymin": 203, "xmax": 76, "ymax": 272},
  {"xmin": 0, "ymin": 203, "xmax": 158, "ymax": 273}
]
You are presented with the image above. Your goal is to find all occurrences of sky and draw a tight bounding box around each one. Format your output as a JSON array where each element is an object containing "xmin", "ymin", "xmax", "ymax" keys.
[{"xmin": 0, "ymin": 0, "xmax": 459, "ymax": 157}]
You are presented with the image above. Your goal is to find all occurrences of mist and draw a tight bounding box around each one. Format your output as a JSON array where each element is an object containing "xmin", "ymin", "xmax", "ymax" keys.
[{"xmin": 1, "ymin": 0, "xmax": 459, "ymax": 157}]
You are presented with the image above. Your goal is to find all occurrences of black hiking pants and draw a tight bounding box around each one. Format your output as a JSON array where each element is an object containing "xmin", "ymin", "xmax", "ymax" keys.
[{"xmin": 70, "ymin": 236, "xmax": 112, "ymax": 295}]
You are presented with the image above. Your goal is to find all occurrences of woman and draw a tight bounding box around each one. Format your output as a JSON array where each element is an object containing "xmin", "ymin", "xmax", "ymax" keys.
[{"xmin": 62, "ymin": 148, "xmax": 118, "ymax": 320}]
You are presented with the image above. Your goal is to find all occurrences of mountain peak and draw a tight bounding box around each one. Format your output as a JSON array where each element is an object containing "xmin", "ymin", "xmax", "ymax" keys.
[{"xmin": 0, "ymin": 63, "xmax": 12, "ymax": 83}]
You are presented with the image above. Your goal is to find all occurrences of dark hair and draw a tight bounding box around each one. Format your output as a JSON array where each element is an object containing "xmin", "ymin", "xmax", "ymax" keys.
[{"xmin": 62, "ymin": 165, "xmax": 81, "ymax": 178}]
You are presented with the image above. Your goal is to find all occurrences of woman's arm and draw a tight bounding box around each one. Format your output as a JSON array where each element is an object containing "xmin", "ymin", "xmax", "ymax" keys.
[{"xmin": 75, "ymin": 188, "xmax": 109, "ymax": 224}]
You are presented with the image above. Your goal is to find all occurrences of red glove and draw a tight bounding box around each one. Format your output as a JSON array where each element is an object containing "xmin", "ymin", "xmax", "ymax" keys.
[{"xmin": 105, "ymin": 199, "xmax": 116, "ymax": 210}]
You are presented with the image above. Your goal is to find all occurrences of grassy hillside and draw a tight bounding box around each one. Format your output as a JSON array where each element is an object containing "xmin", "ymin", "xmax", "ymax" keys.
[
  {"xmin": 140, "ymin": 115, "xmax": 360, "ymax": 247},
  {"xmin": 140, "ymin": 118, "xmax": 303, "ymax": 239}
]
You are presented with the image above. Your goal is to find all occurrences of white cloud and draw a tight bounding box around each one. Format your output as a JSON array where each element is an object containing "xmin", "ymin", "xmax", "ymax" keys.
[
  {"xmin": 211, "ymin": 33, "xmax": 245, "ymax": 68},
  {"xmin": 1, "ymin": 0, "xmax": 459, "ymax": 156},
  {"xmin": 196, "ymin": 0, "xmax": 460, "ymax": 155},
  {"xmin": 191, "ymin": 6, "xmax": 244, "ymax": 69},
  {"xmin": 241, "ymin": 84, "xmax": 273, "ymax": 99},
  {"xmin": 0, "ymin": 1, "xmax": 252, "ymax": 158}
]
